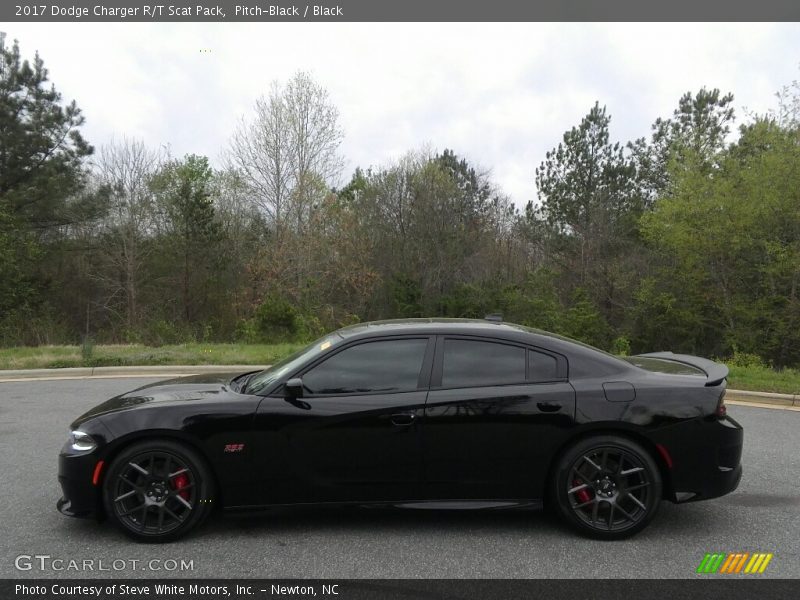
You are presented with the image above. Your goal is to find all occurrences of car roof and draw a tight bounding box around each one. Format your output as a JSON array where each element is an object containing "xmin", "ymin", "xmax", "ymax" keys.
[
  {"xmin": 338, "ymin": 318, "xmax": 526, "ymax": 336},
  {"xmin": 337, "ymin": 318, "xmax": 596, "ymax": 352},
  {"xmin": 335, "ymin": 318, "xmax": 634, "ymax": 377}
]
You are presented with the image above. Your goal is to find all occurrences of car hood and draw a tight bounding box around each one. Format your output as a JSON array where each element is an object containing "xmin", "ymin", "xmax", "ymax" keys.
[{"xmin": 71, "ymin": 371, "xmax": 254, "ymax": 426}]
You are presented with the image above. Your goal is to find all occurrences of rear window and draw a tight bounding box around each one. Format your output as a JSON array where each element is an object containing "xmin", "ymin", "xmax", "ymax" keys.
[
  {"xmin": 442, "ymin": 339, "xmax": 526, "ymax": 387},
  {"xmin": 528, "ymin": 350, "xmax": 559, "ymax": 382},
  {"xmin": 622, "ymin": 357, "xmax": 705, "ymax": 376}
]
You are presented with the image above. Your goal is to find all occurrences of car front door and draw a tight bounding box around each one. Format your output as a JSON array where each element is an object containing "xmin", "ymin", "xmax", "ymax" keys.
[
  {"xmin": 253, "ymin": 336, "xmax": 434, "ymax": 504},
  {"xmin": 422, "ymin": 335, "xmax": 576, "ymax": 501}
]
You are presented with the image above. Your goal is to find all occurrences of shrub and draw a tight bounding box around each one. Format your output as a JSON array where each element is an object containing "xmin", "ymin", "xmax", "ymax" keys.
[
  {"xmin": 561, "ymin": 288, "xmax": 612, "ymax": 350},
  {"xmin": 234, "ymin": 318, "xmax": 260, "ymax": 343},
  {"xmin": 254, "ymin": 295, "xmax": 299, "ymax": 341},
  {"xmin": 610, "ymin": 336, "xmax": 631, "ymax": 356},
  {"xmin": 85, "ymin": 356, "xmax": 124, "ymax": 368},
  {"xmin": 294, "ymin": 313, "xmax": 325, "ymax": 341},
  {"xmin": 80, "ymin": 336, "xmax": 95, "ymax": 363},
  {"xmin": 140, "ymin": 319, "xmax": 193, "ymax": 347},
  {"xmin": 727, "ymin": 351, "xmax": 768, "ymax": 369}
]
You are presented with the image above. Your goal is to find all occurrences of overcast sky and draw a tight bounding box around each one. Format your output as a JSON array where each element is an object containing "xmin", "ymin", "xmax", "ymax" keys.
[{"xmin": 3, "ymin": 22, "xmax": 800, "ymax": 204}]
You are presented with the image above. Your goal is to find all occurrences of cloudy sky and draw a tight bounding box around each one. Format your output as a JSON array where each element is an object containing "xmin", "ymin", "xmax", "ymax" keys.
[{"xmin": 4, "ymin": 22, "xmax": 800, "ymax": 204}]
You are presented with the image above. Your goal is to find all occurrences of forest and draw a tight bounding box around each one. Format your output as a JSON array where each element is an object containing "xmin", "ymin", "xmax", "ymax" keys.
[{"xmin": 2, "ymin": 39, "xmax": 799, "ymax": 369}]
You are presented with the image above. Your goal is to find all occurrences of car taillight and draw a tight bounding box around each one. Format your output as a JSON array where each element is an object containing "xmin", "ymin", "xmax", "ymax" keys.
[{"xmin": 716, "ymin": 390, "xmax": 727, "ymax": 418}]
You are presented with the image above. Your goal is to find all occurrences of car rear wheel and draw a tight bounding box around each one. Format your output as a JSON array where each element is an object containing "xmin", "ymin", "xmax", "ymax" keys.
[
  {"xmin": 552, "ymin": 435, "xmax": 662, "ymax": 540},
  {"xmin": 103, "ymin": 440, "xmax": 214, "ymax": 542}
]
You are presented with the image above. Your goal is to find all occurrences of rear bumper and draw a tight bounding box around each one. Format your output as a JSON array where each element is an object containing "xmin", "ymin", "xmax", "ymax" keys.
[
  {"xmin": 673, "ymin": 462, "xmax": 742, "ymax": 503},
  {"xmin": 653, "ymin": 414, "xmax": 744, "ymax": 503}
]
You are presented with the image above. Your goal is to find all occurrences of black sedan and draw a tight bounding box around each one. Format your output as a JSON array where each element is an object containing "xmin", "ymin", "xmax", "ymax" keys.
[{"xmin": 57, "ymin": 318, "xmax": 743, "ymax": 542}]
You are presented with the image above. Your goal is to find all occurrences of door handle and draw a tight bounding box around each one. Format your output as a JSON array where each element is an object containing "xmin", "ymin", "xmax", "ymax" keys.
[
  {"xmin": 390, "ymin": 413, "xmax": 416, "ymax": 426},
  {"xmin": 536, "ymin": 402, "xmax": 562, "ymax": 413}
]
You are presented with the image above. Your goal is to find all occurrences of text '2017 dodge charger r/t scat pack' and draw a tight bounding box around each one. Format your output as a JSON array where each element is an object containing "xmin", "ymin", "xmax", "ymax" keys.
[{"xmin": 57, "ymin": 318, "xmax": 742, "ymax": 542}]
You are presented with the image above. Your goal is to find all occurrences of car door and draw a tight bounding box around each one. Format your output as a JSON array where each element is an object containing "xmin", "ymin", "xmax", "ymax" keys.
[
  {"xmin": 422, "ymin": 335, "xmax": 576, "ymax": 501},
  {"xmin": 253, "ymin": 336, "xmax": 434, "ymax": 504}
]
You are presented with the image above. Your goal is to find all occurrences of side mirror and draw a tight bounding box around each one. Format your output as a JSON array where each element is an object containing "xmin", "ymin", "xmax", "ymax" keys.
[{"xmin": 285, "ymin": 377, "xmax": 304, "ymax": 398}]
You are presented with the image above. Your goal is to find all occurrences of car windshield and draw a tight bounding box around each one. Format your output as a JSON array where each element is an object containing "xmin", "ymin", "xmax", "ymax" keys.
[{"xmin": 245, "ymin": 333, "xmax": 342, "ymax": 395}]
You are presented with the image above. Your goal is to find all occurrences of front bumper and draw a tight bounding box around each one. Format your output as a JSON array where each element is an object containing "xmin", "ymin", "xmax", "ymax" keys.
[
  {"xmin": 57, "ymin": 448, "xmax": 103, "ymax": 519},
  {"xmin": 653, "ymin": 414, "xmax": 744, "ymax": 503}
]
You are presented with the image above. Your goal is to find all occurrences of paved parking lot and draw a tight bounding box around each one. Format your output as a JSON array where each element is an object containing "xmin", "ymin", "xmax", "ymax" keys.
[{"xmin": 1, "ymin": 378, "xmax": 797, "ymax": 579}]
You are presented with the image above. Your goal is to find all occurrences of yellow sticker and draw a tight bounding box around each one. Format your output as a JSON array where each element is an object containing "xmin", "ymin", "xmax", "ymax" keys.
[{"xmin": 320, "ymin": 341, "xmax": 332, "ymax": 351}]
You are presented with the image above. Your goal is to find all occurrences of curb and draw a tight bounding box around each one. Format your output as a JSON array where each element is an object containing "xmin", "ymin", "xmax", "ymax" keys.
[
  {"xmin": 726, "ymin": 389, "xmax": 798, "ymax": 408},
  {"xmin": 0, "ymin": 364, "xmax": 267, "ymax": 383},
  {"xmin": 0, "ymin": 367, "xmax": 797, "ymax": 408}
]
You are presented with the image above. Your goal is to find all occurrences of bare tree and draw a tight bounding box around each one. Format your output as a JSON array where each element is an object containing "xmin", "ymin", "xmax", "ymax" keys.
[
  {"xmin": 93, "ymin": 137, "xmax": 164, "ymax": 331},
  {"xmin": 284, "ymin": 72, "xmax": 344, "ymax": 230},
  {"xmin": 227, "ymin": 81, "xmax": 292, "ymax": 227},
  {"xmin": 226, "ymin": 72, "xmax": 344, "ymax": 233}
]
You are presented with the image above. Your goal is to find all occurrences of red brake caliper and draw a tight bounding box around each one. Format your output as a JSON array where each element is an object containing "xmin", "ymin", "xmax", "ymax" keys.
[
  {"xmin": 573, "ymin": 478, "xmax": 592, "ymax": 504},
  {"xmin": 172, "ymin": 473, "xmax": 190, "ymax": 501}
]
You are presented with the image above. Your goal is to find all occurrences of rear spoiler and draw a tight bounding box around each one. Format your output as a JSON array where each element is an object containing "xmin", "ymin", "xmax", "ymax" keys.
[{"xmin": 636, "ymin": 352, "xmax": 729, "ymax": 387}]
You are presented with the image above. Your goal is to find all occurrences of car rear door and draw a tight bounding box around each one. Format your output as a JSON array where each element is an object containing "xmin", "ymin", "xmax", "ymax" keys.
[
  {"xmin": 253, "ymin": 335, "xmax": 434, "ymax": 504},
  {"xmin": 422, "ymin": 335, "xmax": 576, "ymax": 500}
]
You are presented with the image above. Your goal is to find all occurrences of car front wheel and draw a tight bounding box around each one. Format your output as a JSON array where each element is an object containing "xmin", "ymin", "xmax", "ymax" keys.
[
  {"xmin": 552, "ymin": 435, "xmax": 662, "ymax": 540},
  {"xmin": 103, "ymin": 439, "xmax": 215, "ymax": 542}
]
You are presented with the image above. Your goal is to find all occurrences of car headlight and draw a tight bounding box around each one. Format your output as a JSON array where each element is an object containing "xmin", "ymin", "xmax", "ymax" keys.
[{"xmin": 68, "ymin": 430, "xmax": 97, "ymax": 452}]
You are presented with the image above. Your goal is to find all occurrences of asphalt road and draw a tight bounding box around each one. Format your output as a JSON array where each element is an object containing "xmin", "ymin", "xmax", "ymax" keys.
[{"xmin": 0, "ymin": 377, "xmax": 797, "ymax": 579}]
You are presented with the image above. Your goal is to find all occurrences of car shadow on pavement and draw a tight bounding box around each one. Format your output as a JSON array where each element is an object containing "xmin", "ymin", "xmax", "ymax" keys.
[
  {"xmin": 208, "ymin": 505, "xmax": 564, "ymax": 537},
  {"xmin": 53, "ymin": 498, "xmax": 737, "ymax": 545}
]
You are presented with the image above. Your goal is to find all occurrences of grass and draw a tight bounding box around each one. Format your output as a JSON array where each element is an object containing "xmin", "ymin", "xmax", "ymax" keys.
[
  {"xmin": 0, "ymin": 344, "xmax": 798, "ymax": 395},
  {"xmin": 726, "ymin": 364, "xmax": 800, "ymax": 395},
  {"xmin": 0, "ymin": 342, "xmax": 304, "ymax": 371}
]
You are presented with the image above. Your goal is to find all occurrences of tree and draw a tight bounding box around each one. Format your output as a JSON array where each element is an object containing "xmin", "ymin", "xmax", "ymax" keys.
[
  {"xmin": 227, "ymin": 71, "xmax": 344, "ymax": 233},
  {"xmin": 93, "ymin": 138, "xmax": 163, "ymax": 333},
  {"xmin": 534, "ymin": 103, "xmax": 642, "ymax": 329},
  {"xmin": 283, "ymin": 72, "xmax": 345, "ymax": 229},
  {"xmin": 150, "ymin": 155, "xmax": 222, "ymax": 325},
  {"xmin": 630, "ymin": 88, "xmax": 735, "ymax": 202},
  {"xmin": 0, "ymin": 39, "xmax": 94, "ymax": 340},
  {"xmin": 639, "ymin": 116, "xmax": 800, "ymax": 366},
  {"xmin": 0, "ymin": 39, "xmax": 93, "ymax": 229},
  {"xmin": 337, "ymin": 149, "xmax": 517, "ymax": 319},
  {"xmin": 0, "ymin": 209, "xmax": 39, "ymax": 333}
]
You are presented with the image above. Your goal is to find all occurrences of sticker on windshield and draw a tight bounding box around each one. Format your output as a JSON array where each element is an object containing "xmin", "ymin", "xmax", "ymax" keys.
[{"xmin": 320, "ymin": 341, "xmax": 332, "ymax": 351}]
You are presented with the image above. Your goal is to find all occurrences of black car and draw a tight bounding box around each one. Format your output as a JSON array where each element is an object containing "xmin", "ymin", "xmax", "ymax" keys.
[{"xmin": 57, "ymin": 318, "xmax": 742, "ymax": 542}]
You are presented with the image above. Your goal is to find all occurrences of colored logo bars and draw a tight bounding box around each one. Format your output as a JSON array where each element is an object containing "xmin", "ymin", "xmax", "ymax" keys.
[{"xmin": 696, "ymin": 553, "xmax": 773, "ymax": 574}]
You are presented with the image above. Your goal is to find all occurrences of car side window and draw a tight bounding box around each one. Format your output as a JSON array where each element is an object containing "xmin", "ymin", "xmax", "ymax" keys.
[
  {"xmin": 441, "ymin": 338, "xmax": 526, "ymax": 388},
  {"xmin": 528, "ymin": 350, "xmax": 559, "ymax": 382},
  {"xmin": 302, "ymin": 338, "xmax": 428, "ymax": 395}
]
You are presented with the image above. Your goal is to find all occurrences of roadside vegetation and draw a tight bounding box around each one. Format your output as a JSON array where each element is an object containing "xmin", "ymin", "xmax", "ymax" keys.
[
  {"xmin": 727, "ymin": 365, "xmax": 800, "ymax": 395},
  {"xmin": 0, "ymin": 343, "xmax": 303, "ymax": 371},
  {"xmin": 2, "ymin": 39, "xmax": 799, "ymax": 391}
]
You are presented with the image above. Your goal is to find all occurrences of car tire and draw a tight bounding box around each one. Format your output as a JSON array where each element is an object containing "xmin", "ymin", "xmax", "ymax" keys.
[
  {"xmin": 103, "ymin": 439, "xmax": 215, "ymax": 543},
  {"xmin": 552, "ymin": 435, "xmax": 662, "ymax": 540}
]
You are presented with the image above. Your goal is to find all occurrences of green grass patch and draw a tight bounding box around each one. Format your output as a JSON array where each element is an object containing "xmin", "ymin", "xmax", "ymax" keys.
[
  {"xmin": 726, "ymin": 364, "xmax": 800, "ymax": 395},
  {"xmin": 0, "ymin": 343, "xmax": 304, "ymax": 371}
]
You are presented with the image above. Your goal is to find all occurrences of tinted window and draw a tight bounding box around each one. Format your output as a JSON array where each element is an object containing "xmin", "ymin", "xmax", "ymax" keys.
[
  {"xmin": 528, "ymin": 350, "xmax": 559, "ymax": 382},
  {"xmin": 303, "ymin": 339, "xmax": 428, "ymax": 395},
  {"xmin": 442, "ymin": 339, "xmax": 526, "ymax": 387}
]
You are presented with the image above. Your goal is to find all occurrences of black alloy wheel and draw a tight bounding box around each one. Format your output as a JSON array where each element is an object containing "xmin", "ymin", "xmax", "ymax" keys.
[
  {"xmin": 552, "ymin": 435, "xmax": 662, "ymax": 539},
  {"xmin": 103, "ymin": 440, "xmax": 214, "ymax": 542}
]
